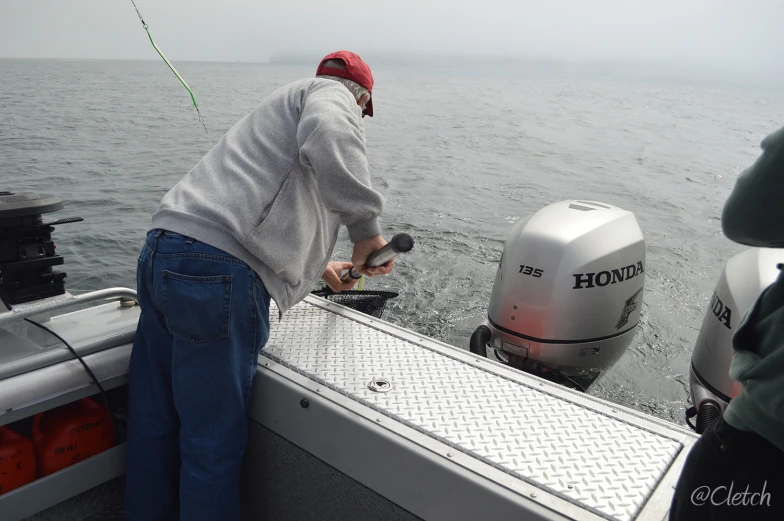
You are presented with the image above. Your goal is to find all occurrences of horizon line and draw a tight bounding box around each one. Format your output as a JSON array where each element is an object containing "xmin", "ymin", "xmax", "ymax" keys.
[{"xmin": 1, "ymin": 54, "xmax": 781, "ymax": 78}]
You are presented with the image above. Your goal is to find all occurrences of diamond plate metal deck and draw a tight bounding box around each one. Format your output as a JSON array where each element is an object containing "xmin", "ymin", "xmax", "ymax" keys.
[{"xmin": 262, "ymin": 300, "xmax": 684, "ymax": 521}]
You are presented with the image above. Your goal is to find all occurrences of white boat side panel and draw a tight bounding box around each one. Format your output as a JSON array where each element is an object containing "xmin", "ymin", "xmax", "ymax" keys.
[
  {"xmin": 0, "ymin": 302, "xmax": 139, "ymax": 380},
  {"xmin": 0, "ymin": 344, "xmax": 131, "ymax": 425},
  {"xmin": 263, "ymin": 300, "xmax": 683, "ymax": 521}
]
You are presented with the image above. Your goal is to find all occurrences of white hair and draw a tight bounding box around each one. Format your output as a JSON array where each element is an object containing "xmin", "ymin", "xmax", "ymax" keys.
[{"xmin": 317, "ymin": 59, "xmax": 370, "ymax": 102}]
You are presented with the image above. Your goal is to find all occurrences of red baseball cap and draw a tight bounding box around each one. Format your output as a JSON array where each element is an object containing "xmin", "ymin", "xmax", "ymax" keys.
[{"xmin": 316, "ymin": 50, "xmax": 374, "ymax": 117}]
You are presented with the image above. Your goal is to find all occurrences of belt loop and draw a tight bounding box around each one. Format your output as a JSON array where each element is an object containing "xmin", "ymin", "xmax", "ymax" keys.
[
  {"xmin": 151, "ymin": 230, "xmax": 164, "ymax": 255},
  {"xmin": 149, "ymin": 230, "xmax": 163, "ymax": 294},
  {"xmin": 185, "ymin": 236, "xmax": 194, "ymax": 244}
]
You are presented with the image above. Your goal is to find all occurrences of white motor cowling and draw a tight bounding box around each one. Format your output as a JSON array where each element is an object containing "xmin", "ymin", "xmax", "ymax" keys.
[
  {"xmin": 473, "ymin": 200, "xmax": 646, "ymax": 390},
  {"xmin": 688, "ymin": 247, "xmax": 784, "ymax": 432}
]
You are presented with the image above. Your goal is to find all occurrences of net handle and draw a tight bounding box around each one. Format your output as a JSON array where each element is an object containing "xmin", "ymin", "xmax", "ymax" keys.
[{"xmin": 341, "ymin": 233, "xmax": 415, "ymax": 282}]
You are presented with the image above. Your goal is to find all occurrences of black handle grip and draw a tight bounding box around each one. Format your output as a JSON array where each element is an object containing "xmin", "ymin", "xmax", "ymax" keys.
[
  {"xmin": 341, "ymin": 233, "xmax": 414, "ymax": 281},
  {"xmin": 365, "ymin": 233, "xmax": 414, "ymax": 268}
]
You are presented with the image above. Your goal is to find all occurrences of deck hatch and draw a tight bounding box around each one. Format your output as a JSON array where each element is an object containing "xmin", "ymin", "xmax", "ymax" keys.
[{"xmin": 262, "ymin": 300, "xmax": 683, "ymax": 521}]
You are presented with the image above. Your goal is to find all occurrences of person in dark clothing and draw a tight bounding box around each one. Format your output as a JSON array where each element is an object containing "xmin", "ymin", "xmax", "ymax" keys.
[{"xmin": 669, "ymin": 125, "xmax": 784, "ymax": 520}]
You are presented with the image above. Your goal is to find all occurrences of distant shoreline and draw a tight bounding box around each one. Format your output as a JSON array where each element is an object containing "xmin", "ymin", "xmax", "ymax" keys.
[{"xmin": 1, "ymin": 55, "xmax": 781, "ymax": 89}]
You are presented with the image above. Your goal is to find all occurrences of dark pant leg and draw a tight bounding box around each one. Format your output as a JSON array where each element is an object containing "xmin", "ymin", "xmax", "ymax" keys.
[
  {"xmin": 125, "ymin": 233, "xmax": 182, "ymax": 521},
  {"xmin": 670, "ymin": 417, "xmax": 784, "ymax": 520},
  {"xmin": 147, "ymin": 232, "xmax": 270, "ymax": 521}
]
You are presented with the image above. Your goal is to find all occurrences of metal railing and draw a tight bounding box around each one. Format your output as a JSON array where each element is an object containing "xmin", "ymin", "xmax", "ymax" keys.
[
  {"xmin": 0, "ymin": 288, "xmax": 137, "ymax": 328},
  {"xmin": 0, "ymin": 288, "xmax": 139, "ymax": 381}
]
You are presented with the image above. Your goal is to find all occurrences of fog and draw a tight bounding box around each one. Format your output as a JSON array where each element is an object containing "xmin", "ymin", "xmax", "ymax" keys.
[{"xmin": 4, "ymin": 0, "xmax": 783, "ymax": 79}]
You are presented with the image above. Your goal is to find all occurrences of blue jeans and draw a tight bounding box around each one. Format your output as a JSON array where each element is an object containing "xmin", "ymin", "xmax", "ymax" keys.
[{"xmin": 125, "ymin": 230, "xmax": 270, "ymax": 521}]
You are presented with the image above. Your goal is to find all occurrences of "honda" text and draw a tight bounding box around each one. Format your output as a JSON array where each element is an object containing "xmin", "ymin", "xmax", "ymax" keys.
[
  {"xmin": 573, "ymin": 262, "xmax": 644, "ymax": 289},
  {"xmin": 710, "ymin": 292, "xmax": 732, "ymax": 329}
]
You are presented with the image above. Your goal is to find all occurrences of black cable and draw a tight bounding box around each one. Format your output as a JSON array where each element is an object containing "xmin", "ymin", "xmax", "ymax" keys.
[
  {"xmin": 685, "ymin": 406, "xmax": 698, "ymax": 431},
  {"xmin": 21, "ymin": 318, "xmax": 121, "ymax": 442},
  {"xmin": 469, "ymin": 325, "xmax": 491, "ymax": 357}
]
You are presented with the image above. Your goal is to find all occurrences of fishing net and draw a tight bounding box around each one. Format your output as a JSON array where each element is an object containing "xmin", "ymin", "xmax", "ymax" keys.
[{"xmin": 310, "ymin": 287, "xmax": 399, "ymax": 319}]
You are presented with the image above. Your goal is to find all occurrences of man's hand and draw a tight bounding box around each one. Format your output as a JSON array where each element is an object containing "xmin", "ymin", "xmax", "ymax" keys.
[
  {"xmin": 321, "ymin": 261, "xmax": 359, "ymax": 292},
  {"xmin": 352, "ymin": 235, "xmax": 395, "ymax": 277}
]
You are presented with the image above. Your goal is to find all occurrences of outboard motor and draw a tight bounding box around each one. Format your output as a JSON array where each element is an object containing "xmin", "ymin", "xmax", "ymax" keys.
[
  {"xmin": 687, "ymin": 247, "xmax": 784, "ymax": 433},
  {"xmin": 471, "ymin": 200, "xmax": 645, "ymax": 390},
  {"xmin": 0, "ymin": 192, "xmax": 82, "ymax": 306}
]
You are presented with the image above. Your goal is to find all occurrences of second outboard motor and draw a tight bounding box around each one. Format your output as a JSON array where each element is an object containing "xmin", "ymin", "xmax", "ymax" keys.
[
  {"xmin": 471, "ymin": 200, "xmax": 646, "ymax": 390},
  {"xmin": 687, "ymin": 247, "xmax": 784, "ymax": 433}
]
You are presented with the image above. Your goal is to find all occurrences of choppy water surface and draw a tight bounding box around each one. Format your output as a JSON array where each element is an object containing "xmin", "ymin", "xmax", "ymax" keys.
[{"xmin": 2, "ymin": 58, "xmax": 782, "ymax": 425}]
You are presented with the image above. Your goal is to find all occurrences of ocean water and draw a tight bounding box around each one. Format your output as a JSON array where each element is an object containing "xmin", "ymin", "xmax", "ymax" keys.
[{"xmin": 2, "ymin": 58, "xmax": 782, "ymax": 426}]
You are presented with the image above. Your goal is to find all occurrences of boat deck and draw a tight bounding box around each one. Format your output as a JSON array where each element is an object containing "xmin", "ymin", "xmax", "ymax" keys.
[
  {"xmin": 260, "ymin": 296, "xmax": 697, "ymax": 521},
  {"xmin": 0, "ymin": 290, "xmax": 697, "ymax": 521}
]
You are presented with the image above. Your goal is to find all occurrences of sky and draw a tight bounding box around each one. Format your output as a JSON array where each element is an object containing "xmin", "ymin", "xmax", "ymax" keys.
[{"xmin": 3, "ymin": 0, "xmax": 784, "ymax": 75}]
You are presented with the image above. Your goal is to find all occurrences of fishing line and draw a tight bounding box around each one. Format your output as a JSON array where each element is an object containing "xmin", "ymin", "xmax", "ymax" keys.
[{"xmin": 129, "ymin": 0, "xmax": 208, "ymax": 133}]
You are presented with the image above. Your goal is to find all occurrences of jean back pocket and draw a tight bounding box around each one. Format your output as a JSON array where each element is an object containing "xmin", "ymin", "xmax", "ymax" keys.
[{"xmin": 162, "ymin": 271, "xmax": 232, "ymax": 343}]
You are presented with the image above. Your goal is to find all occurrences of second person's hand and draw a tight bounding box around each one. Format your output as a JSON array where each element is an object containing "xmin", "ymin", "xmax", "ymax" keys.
[{"xmin": 322, "ymin": 261, "xmax": 359, "ymax": 292}]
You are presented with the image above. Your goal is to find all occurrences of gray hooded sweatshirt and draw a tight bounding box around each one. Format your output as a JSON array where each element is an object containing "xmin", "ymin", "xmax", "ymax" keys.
[{"xmin": 150, "ymin": 78, "xmax": 384, "ymax": 314}]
